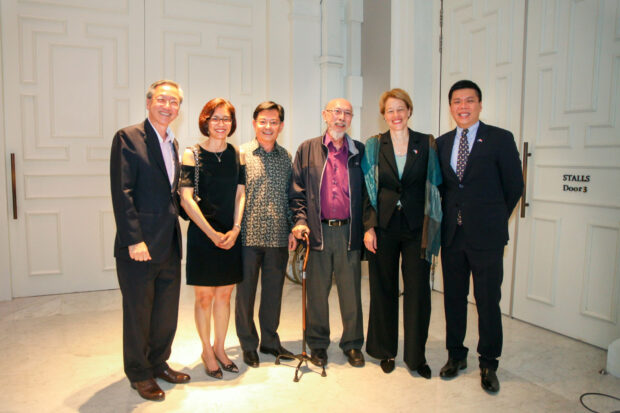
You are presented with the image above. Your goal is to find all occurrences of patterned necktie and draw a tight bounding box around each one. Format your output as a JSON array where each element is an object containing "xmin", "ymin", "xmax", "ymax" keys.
[
  {"xmin": 456, "ymin": 128, "xmax": 469, "ymax": 181},
  {"xmin": 456, "ymin": 128, "xmax": 468, "ymax": 225}
]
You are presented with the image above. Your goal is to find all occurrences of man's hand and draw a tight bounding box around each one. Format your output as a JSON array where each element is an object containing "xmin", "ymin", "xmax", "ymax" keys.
[
  {"xmin": 364, "ymin": 228, "xmax": 377, "ymax": 254},
  {"xmin": 128, "ymin": 242, "xmax": 152, "ymax": 261},
  {"xmin": 292, "ymin": 224, "xmax": 310, "ymax": 240}
]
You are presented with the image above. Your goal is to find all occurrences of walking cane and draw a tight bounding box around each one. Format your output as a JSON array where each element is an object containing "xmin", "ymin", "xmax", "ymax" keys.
[{"xmin": 276, "ymin": 232, "xmax": 327, "ymax": 381}]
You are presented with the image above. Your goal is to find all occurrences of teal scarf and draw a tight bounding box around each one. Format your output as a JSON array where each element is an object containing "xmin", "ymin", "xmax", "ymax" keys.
[{"xmin": 361, "ymin": 134, "xmax": 442, "ymax": 262}]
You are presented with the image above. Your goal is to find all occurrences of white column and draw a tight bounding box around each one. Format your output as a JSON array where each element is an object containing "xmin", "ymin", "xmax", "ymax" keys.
[
  {"xmin": 288, "ymin": 0, "xmax": 322, "ymax": 151},
  {"xmin": 390, "ymin": 0, "xmax": 441, "ymax": 135},
  {"xmin": 345, "ymin": 0, "xmax": 363, "ymax": 139},
  {"xmin": 319, "ymin": 0, "xmax": 345, "ymax": 112}
]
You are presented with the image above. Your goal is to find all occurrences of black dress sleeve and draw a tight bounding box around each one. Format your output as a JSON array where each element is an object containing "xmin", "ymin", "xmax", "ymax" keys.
[{"xmin": 179, "ymin": 164, "xmax": 195, "ymax": 188}]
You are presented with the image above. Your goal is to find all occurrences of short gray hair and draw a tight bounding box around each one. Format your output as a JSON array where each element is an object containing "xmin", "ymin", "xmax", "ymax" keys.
[{"xmin": 146, "ymin": 79, "xmax": 184, "ymax": 103}]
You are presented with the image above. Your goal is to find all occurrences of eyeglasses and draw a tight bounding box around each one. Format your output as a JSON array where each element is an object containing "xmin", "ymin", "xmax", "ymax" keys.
[
  {"xmin": 325, "ymin": 108, "xmax": 353, "ymax": 118},
  {"xmin": 209, "ymin": 117, "xmax": 232, "ymax": 124},
  {"xmin": 256, "ymin": 119, "xmax": 281, "ymax": 127},
  {"xmin": 154, "ymin": 97, "xmax": 180, "ymax": 108}
]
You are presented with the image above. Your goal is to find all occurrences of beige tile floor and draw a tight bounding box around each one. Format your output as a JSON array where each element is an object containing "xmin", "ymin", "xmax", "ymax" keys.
[{"xmin": 0, "ymin": 274, "xmax": 619, "ymax": 413}]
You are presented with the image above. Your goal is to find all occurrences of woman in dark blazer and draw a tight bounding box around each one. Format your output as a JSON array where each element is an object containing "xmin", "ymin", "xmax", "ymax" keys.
[{"xmin": 362, "ymin": 88, "xmax": 442, "ymax": 377}]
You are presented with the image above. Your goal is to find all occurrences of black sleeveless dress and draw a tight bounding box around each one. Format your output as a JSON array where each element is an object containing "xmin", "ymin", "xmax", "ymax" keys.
[{"xmin": 180, "ymin": 143, "xmax": 245, "ymax": 286}]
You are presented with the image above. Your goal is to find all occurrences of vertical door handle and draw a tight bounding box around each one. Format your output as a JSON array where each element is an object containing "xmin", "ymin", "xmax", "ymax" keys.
[
  {"xmin": 520, "ymin": 142, "xmax": 531, "ymax": 218},
  {"xmin": 11, "ymin": 153, "xmax": 17, "ymax": 219}
]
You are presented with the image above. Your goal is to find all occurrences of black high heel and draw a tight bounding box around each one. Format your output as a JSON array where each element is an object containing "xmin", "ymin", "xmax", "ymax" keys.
[
  {"xmin": 216, "ymin": 355, "xmax": 239, "ymax": 373},
  {"xmin": 202, "ymin": 356, "xmax": 223, "ymax": 379}
]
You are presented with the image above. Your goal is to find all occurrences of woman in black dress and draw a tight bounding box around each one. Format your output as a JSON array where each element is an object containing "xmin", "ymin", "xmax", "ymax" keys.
[{"xmin": 179, "ymin": 98, "xmax": 245, "ymax": 379}]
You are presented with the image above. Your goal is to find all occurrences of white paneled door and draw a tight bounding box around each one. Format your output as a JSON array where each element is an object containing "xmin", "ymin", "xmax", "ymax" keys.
[
  {"xmin": 1, "ymin": 0, "xmax": 145, "ymax": 297},
  {"xmin": 437, "ymin": 0, "xmax": 526, "ymax": 315},
  {"xmin": 512, "ymin": 0, "xmax": 620, "ymax": 348},
  {"xmin": 2, "ymin": 0, "xmax": 273, "ymax": 298},
  {"xmin": 144, "ymin": 0, "xmax": 267, "ymax": 150}
]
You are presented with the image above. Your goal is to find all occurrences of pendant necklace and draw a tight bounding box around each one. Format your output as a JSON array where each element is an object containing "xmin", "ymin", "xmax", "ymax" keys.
[{"xmin": 213, "ymin": 150, "xmax": 224, "ymax": 163}]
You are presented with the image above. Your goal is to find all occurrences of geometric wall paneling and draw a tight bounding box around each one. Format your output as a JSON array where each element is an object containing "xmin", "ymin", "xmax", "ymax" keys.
[
  {"xmin": 24, "ymin": 174, "xmax": 109, "ymax": 199},
  {"xmin": 21, "ymin": 94, "xmax": 69, "ymax": 160},
  {"xmin": 513, "ymin": 0, "xmax": 620, "ymax": 348},
  {"xmin": 585, "ymin": 52, "xmax": 620, "ymax": 147},
  {"xmin": 565, "ymin": 0, "xmax": 601, "ymax": 113},
  {"xmin": 533, "ymin": 67, "xmax": 571, "ymax": 148},
  {"xmin": 18, "ymin": 0, "xmax": 130, "ymax": 13},
  {"xmin": 51, "ymin": 45, "xmax": 103, "ymax": 139},
  {"xmin": 581, "ymin": 222, "xmax": 620, "ymax": 323},
  {"xmin": 85, "ymin": 24, "xmax": 130, "ymax": 88},
  {"xmin": 526, "ymin": 215, "xmax": 561, "ymax": 306},
  {"xmin": 18, "ymin": 16, "xmax": 67, "ymax": 84},
  {"xmin": 25, "ymin": 211, "xmax": 63, "ymax": 276}
]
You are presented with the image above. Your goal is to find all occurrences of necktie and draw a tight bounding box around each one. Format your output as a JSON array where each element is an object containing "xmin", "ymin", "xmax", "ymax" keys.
[{"xmin": 456, "ymin": 129, "xmax": 468, "ymax": 225}]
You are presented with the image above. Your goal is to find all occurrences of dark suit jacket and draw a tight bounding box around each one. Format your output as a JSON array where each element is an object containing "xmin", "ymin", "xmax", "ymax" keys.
[
  {"xmin": 110, "ymin": 119, "xmax": 182, "ymax": 263},
  {"xmin": 436, "ymin": 121, "xmax": 523, "ymax": 250},
  {"xmin": 363, "ymin": 128, "xmax": 429, "ymax": 232}
]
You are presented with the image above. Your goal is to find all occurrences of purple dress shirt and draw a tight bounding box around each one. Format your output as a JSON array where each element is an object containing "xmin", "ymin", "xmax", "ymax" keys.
[{"xmin": 320, "ymin": 133, "xmax": 350, "ymax": 220}]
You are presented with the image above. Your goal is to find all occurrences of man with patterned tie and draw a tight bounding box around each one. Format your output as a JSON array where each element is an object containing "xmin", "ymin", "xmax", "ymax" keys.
[{"xmin": 436, "ymin": 80, "xmax": 523, "ymax": 393}]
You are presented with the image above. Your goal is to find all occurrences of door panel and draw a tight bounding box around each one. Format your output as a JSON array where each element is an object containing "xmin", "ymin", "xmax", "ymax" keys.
[
  {"xmin": 1, "ymin": 0, "xmax": 144, "ymax": 297},
  {"xmin": 436, "ymin": 0, "xmax": 526, "ymax": 315},
  {"xmin": 512, "ymin": 0, "xmax": 620, "ymax": 348},
  {"xmin": 144, "ymin": 0, "xmax": 267, "ymax": 150}
]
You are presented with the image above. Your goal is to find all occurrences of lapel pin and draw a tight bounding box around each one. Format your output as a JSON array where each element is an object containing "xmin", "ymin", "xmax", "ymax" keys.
[
  {"xmin": 413, "ymin": 149, "xmax": 418, "ymax": 154},
  {"xmin": 477, "ymin": 138, "xmax": 483, "ymax": 143}
]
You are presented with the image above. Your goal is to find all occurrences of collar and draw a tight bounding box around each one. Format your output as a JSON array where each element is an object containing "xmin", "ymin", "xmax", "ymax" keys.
[
  {"xmin": 456, "ymin": 121, "xmax": 480, "ymax": 139},
  {"xmin": 323, "ymin": 132, "xmax": 349, "ymax": 153},
  {"xmin": 147, "ymin": 118, "xmax": 175, "ymax": 144},
  {"xmin": 250, "ymin": 138, "xmax": 284, "ymax": 155}
]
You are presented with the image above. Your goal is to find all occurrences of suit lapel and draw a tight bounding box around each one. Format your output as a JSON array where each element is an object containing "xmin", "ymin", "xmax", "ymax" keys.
[
  {"xmin": 401, "ymin": 129, "xmax": 422, "ymax": 181},
  {"xmin": 443, "ymin": 129, "xmax": 459, "ymax": 180},
  {"xmin": 144, "ymin": 119, "xmax": 171, "ymax": 188},
  {"xmin": 379, "ymin": 131, "xmax": 399, "ymax": 178},
  {"xmin": 172, "ymin": 138, "xmax": 180, "ymax": 191},
  {"xmin": 462, "ymin": 121, "xmax": 486, "ymax": 178}
]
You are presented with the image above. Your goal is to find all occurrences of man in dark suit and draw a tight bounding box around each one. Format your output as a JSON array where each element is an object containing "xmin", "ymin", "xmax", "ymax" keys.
[
  {"xmin": 110, "ymin": 80, "xmax": 190, "ymax": 401},
  {"xmin": 436, "ymin": 80, "xmax": 523, "ymax": 393}
]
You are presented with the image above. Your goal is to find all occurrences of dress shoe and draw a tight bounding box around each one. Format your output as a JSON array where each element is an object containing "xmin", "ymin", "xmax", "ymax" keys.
[
  {"xmin": 260, "ymin": 345, "xmax": 295, "ymax": 360},
  {"xmin": 202, "ymin": 355, "xmax": 223, "ymax": 379},
  {"xmin": 215, "ymin": 356, "xmax": 239, "ymax": 373},
  {"xmin": 415, "ymin": 363, "xmax": 432, "ymax": 379},
  {"xmin": 380, "ymin": 358, "xmax": 395, "ymax": 374},
  {"xmin": 131, "ymin": 378, "xmax": 164, "ymax": 401},
  {"xmin": 243, "ymin": 350, "xmax": 260, "ymax": 367},
  {"xmin": 155, "ymin": 367, "xmax": 190, "ymax": 384},
  {"xmin": 439, "ymin": 358, "xmax": 467, "ymax": 378},
  {"xmin": 310, "ymin": 348, "xmax": 328, "ymax": 367},
  {"xmin": 480, "ymin": 368, "xmax": 500, "ymax": 393},
  {"xmin": 344, "ymin": 348, "xmax": 365, "ymax": 367}
]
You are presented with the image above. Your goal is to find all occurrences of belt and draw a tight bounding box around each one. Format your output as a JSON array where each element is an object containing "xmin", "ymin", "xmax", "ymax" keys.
[{"xmin": 321, "ymin": 218, "xmax": 350, "ymax": 227}]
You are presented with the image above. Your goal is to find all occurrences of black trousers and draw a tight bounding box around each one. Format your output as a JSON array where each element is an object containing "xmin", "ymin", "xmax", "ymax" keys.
[
  {"xmin": 235, "ymin": 246, "xmax": 288, "ymax": 351},
  {"xmin": 116, "ymin": 247, "xmax": 181, "ymax": 382},
  {"xmin": 441, "ymin": 226, "xmax": 504, "ymax": 370},
  {"xmin": 366, "ymin": 209, "xmax": 431, "ymax": 370}
]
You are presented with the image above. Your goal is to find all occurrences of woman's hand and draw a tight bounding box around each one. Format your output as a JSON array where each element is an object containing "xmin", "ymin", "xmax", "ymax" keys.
[
  {"xmin": 364, "ymin": 228, "xmax": 377, "ymax": 254},
  {"xmin": 208, "ymin": 231, "xmax": 225, "ymax": 246},
  {"xmin": 218, "ymin": 226, "xmax": 240, "ymax": 250}
]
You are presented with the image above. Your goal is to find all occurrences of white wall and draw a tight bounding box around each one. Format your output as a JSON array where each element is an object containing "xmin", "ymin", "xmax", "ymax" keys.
[
  {"xmin": 360, "ymin": 0, "xmax": 390, "ymax": 139},
  {"xmin": 390, "ymin": 0, "xmax": 441, "ymax": 136}
]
